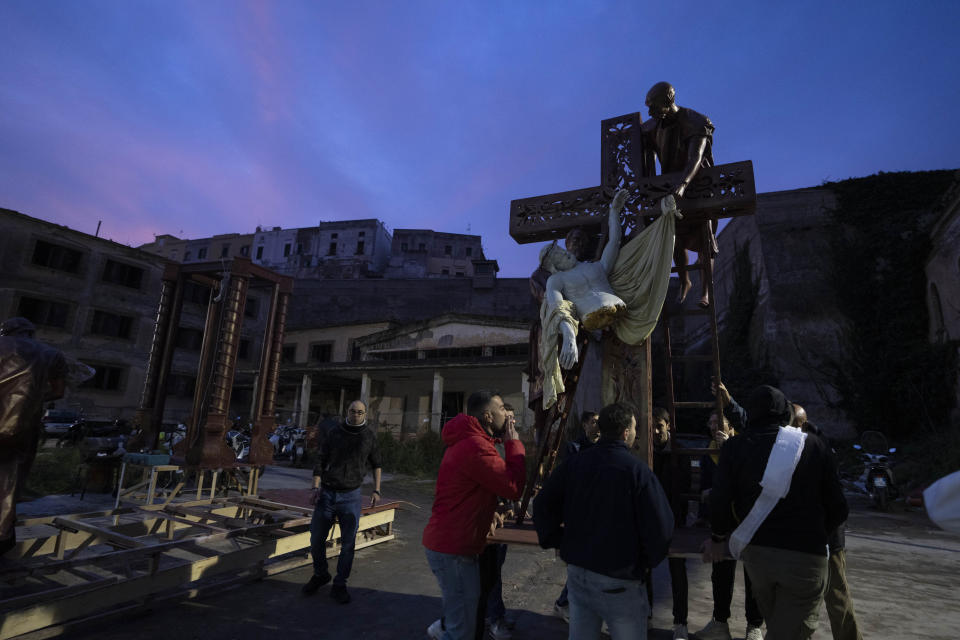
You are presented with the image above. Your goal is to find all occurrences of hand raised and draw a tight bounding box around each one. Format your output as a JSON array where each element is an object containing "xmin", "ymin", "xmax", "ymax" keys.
[{"xmin": 612, "ymin": 188, "xmax": 630, "ymax": 212}]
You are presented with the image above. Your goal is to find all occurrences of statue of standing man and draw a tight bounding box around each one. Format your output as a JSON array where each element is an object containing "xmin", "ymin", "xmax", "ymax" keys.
[{"xmin": 642, "ymin": 81, "xmax": 716, "ymax": 308}]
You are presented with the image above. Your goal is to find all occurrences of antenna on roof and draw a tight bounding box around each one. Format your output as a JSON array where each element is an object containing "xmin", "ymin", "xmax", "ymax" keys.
[{"xmin": 466, "ymin": 223, "xmax": 471, "ymax": 233}]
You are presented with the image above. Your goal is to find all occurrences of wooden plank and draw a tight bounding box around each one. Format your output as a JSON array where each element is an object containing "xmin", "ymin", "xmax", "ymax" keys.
[
  {"xmin": 487, "ymin": 521, "xmax": 540, "ymax": 546},
  {"xmin": 0, "ymin": 530, "xmax": 315, "ymax": 639},
  {"xmin": 51, "ymin": 519, "xmax": 146, "ymax": 550},
  {"xmin": 0, "ymin": 576, "xmax": 119, "ymax": 611}
]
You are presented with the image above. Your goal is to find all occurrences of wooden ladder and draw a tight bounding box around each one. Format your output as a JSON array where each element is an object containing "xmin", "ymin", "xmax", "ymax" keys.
[{"xmin": 660, "ymin": 221, "xmax": 723, "ymax": 526}]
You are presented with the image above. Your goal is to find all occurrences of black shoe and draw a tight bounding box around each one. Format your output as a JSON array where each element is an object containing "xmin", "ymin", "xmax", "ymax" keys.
[
  {"xmin": 301, "ymin": 573, "xmax": 331, "ymax": 595},
  {"xmin": 330, "ymin": 584, "xmax": 351, "ymax": 604}
]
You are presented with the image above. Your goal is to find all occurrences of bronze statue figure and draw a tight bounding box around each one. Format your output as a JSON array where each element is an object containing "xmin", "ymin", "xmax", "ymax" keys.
[{"xmin": 642, "ymin": 81, "xmax": 717, "ymax": 307}]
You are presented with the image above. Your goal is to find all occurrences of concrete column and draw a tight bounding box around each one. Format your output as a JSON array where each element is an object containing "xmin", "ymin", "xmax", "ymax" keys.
[
  {"xmin": 431, "ymin": 371, "xmax": 444, "ymax": 432},
  {"xmin": 360, "ymin": 373, "xmax": 371, "ymax": 408},
  {"xmin": 298, "ymin": 374, "xmax": 312, "ymax": 427}
]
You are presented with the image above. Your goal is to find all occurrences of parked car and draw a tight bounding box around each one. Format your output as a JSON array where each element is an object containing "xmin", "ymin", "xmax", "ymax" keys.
[{"xmin": 42, "ymin": 408, "xmax": 81, "ymax": 438}]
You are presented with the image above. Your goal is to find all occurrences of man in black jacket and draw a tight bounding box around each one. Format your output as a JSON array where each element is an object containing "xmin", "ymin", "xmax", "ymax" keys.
[
  {"xmin": 302, "ymin": 400, "xmax": 382, "ymax": 604},
  {"xmin": 534, "ymin": 402, "xmax": 673, "ymax": 639},
  {"xmin": 707, "ymin": 386, "xmax": 848, "ymax": 640}
]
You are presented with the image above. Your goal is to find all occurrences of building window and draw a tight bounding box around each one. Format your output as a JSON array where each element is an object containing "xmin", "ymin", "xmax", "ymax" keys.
[
  {"xmin": 90, "ymin": 310, "xmax": 134, "ymax": 339},
  {"xmin": 32, "ymin": 240, "xmax": 82, "ymax": 273},
  {"xmin": 175, "ymin": 327, "xmax": 204, "ymax": 351},
  {"xmin": 281, "ymin": 345, "xmax": 296, "ymax": 363},
  {"xmin": 349, "ymin": 339, "xmax": 361, "ymax": 361},
  {"xmin": 240, "ymin": 245, "xmax": 250, "ymax": 257},
  {"xmin": 244, "ymin": 296, "xmax": 259, "ymax": 318},
  {"xmin": 167, "ymin": 374, "xmax": 196, "ymax": 398},
  {"xmin": 455, "ymin": 271, "xmax": 464, "ymax": 277},
  {"xmin": 283, "ymin": 243, "xmax": 292, "ymax": 257},
  {"xmin": 328, "ymin": 242, "xmax": 337, "ymax": 256},
  {"xmin": 310, "ymin": 343, "xmax": 333, "ymax": 362},
  {"xmin": 359, "ymin": 231, "xmax": 365, "ymax": 237},
  {"xmin": 197, "ymin": 247, "xmax": 208, "ymax": 260},
  {"xmin": 238, "ymin": 339, "xmax": 251, "ymax": 360},
  {"xmin": 256, "ymin": 246, "xmax": 264, "ymax": 260},
  {"xmin": 81, "ymin": 364, "xmax": 125, "ymax": 391},
  {"xmin": 418, "ymin": 243, "xmax": 425, "ymax": 251},
  {"xmin": 401, "ymin": 242, "xmax": 408, "ymax": 251},
  {"xmin": 466, "ymin": 247, "xmax": 473, "ymax": 257},
  {"xmin": 331, "ymin": 233, "xmax": 338, "ymax": 239},
  {"xmin": 296, "ymin": 243, "xmax": 303, "ymax": 255},
  {"xmin": 221, "ymin": 244, "xmax": 230, "ymax": 257},
  {"xmin": 444, "ymin": 245, "xmax": 452, "ymax": 256},
  {"xmin": 183, "ymin": 281, "xmax": 210, "ymax": 306},
  {"xmin": 355, "ymin": 241, "xmax": 365, "ymax": 255},
  {"xmin": 441, "ymin": 268, "xmax": 450, "ymax": 275},
  {"xmin": 184, "ymin": 250, "xmax": 192, "ymax": 261},
  {"xmin": 18, "ymin": 296, "xmax": 69, "ymax": 329},
  {"xmin": 101, "ymin": 259, "xmax": 144, "ymax": 289}
]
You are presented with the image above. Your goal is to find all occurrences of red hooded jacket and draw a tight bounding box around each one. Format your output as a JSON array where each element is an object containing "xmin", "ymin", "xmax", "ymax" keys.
[{"xmin": 422, "ymin": 413, "xmax": 526, "ymax": 556}]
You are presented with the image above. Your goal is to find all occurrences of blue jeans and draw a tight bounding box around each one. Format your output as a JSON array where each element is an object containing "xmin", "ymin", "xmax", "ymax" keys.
[
  {"xmin": 567, "ymin": 564, "xmax": 649, "ymax": 640},
  {"xmin": 425, "ymin": 548, "xmax": 480, "ymax": 640},
  {"xmin": 310, "ymin": 487, "xmax": 361, "ymax": 586},
  {"xmin": 485, "ymin": 543, "xmax": 508, "ymax": 622}
]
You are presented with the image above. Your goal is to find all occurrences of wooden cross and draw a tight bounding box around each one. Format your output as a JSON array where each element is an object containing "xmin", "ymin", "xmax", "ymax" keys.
[{"xmin": 509, "ymin": 112, "xmax": 757, "ymax": 244}]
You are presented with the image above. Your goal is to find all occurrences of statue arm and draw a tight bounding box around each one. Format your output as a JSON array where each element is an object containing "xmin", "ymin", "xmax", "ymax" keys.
[
  {"xmin": 600, "ymin": 189, "xmax": 629, "ymax": 273},
  {"xmin": 544, "ymin": 274, "xmax": 579, "ymax": 370},
  {"xmin": 673, "ymin": 136, "xmax": 708, "ymax": 198}
]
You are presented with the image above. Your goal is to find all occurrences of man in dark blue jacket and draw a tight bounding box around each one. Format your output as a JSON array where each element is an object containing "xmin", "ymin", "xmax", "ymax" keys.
[{"xmin": 534, "ymin": 402, "xmax": 674, "ymax": 639}]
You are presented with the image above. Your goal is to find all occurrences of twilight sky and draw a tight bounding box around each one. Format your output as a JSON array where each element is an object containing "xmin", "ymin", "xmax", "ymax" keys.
[{"xmin": 2, "ymin": 1, "xmax": 958, "ymax": 277}]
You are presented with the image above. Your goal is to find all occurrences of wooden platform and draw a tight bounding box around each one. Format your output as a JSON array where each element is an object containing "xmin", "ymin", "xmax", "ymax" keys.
[
  {"xmin": 1, "ymin": 492, "xmax": 399, "ymax": 640},
  {"xmin": 488, "ymin": 521, "xmax": 711, "ymax": 558}
]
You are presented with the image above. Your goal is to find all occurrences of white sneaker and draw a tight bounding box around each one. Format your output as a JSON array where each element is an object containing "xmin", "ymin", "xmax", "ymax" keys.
[
  {"xmin": 488, "ymin": 618, "xmax": 512, "ymax": 640},
  {"xmin": 553, "ymin": 602, "xmax": 569, "ymax": 624},
  {"xmin": 601, "ymin": 620, "xmax": 609, "ymax": 636},
  {"xmin": 426, "ymin": 618, "xmax": 443, "ymax": 639},
  {"xmin": 695, "ymin": 619, "xmax": 732, "ymax": 640},
  {"xmin": 745, "ymin": 624, "xmax": 764, "ymax": 640},
  {"xmin": 672, "ymin": 623, "xmax": 689, "ymax": 639}
]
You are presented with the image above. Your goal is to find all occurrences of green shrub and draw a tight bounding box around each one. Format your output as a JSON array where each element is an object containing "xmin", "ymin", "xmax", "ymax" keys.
[
  {"xmin": 24, "ymin": 447, "xmax": 84, "ymax": 498},
  {"xmin": 376, "ymin": 430, "xmax": 445, "ymax": 477},
  {"xmin": 891, "ymin": 425, "xmax": 960, "ymax": 491}
]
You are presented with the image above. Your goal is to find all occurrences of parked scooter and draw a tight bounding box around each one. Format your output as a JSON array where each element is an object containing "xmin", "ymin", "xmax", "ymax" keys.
[
  {"xmin": 853, "ymin": 430, "xmax": 897, "ymax": 511},
  {"xmin": 225, "ymin": 429, "xmax": 251, "ymax": 462}
]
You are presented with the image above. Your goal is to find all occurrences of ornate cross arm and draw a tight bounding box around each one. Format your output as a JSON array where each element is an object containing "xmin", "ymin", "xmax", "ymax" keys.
[{"xmin": 509, "ymin": 160, "xmax": 756, "ymax": 244}]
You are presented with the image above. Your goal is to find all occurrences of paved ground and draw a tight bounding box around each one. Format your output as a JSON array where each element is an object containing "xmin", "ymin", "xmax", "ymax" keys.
[{"xmin": 16, "ymin": 465, "xmax": 960, "ymax": 640}]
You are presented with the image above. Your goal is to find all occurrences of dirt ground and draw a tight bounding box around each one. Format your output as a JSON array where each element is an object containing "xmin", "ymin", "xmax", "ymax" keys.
[{"xmin": 18, "ymin": 468, "xmax": 960, "ymax": 640}]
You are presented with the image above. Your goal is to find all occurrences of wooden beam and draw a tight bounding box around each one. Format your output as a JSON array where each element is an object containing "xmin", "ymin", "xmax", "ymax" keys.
[{"xmin": 51, "ymin": 518, "xmax": 147, "ymax": 550}]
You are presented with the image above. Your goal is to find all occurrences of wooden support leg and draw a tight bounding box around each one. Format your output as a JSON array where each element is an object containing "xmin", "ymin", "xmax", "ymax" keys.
[
  {"xmin": 209, "ymin": 471, "xmax": 219, "ymax": 501},
  {"xmin": 196, "ymin": 471, "xmax": 205, "ymax": 500},
  {"xmin": 146, "ymin": 468, "xmax": 159, "ymax": 506}
]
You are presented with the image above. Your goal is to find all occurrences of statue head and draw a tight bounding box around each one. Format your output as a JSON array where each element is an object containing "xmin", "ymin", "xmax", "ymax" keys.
[
  {"xmin": 645, "ymin": 81, "xmax": 678, "ymax": 122},
  {"xmin": 564, "ymin": 228, "xmax": 590, "ymax": 261},
  {"xmin": 539, "ymin": 241, "xmax": 578, "ymax": 273}
]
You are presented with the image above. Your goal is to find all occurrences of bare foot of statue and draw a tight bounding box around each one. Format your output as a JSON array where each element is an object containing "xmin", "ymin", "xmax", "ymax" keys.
[
  {"xmin": 698, "ymin": 291, "xmax": 710, "ymax": 308},
  {"xmin": 678, "ymin": 276, "xmax": 692, "ymax": 304}
]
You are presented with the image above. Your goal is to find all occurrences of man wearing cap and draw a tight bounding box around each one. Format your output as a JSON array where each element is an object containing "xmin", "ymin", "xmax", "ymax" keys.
[
  {"xmin": 706, "ymin": 385, "xmax": 848, "ymax": 639},
  {"xmin": 0, "ymin": 318, "xmax": 67, "ymax": 555}
]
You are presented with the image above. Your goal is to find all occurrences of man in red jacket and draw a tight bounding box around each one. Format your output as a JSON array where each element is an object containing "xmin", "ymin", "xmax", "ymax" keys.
[{"xmin": 423, "ymin": 391, "xmax": 526, "ymax": 640}]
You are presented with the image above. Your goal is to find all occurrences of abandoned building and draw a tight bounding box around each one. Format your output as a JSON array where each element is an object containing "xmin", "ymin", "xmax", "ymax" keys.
[{"xmin": 4, "ymin": 169, "xmax": 958, "ymax": 438}]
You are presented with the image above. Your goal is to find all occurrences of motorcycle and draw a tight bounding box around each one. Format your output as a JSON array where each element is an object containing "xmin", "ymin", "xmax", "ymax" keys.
[
  {"xmin": 853, "ymin": 430, "xmax": 897, "ymax": 511},
  {"xmin": 225, "ymin": 429, "xmax": 251, "ymax": 463}
]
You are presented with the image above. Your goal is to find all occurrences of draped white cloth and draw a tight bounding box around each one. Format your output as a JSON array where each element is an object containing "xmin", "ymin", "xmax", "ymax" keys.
[{"xmin": 729, "ymin": 426, "xmax": 808, "ymax": 559}]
